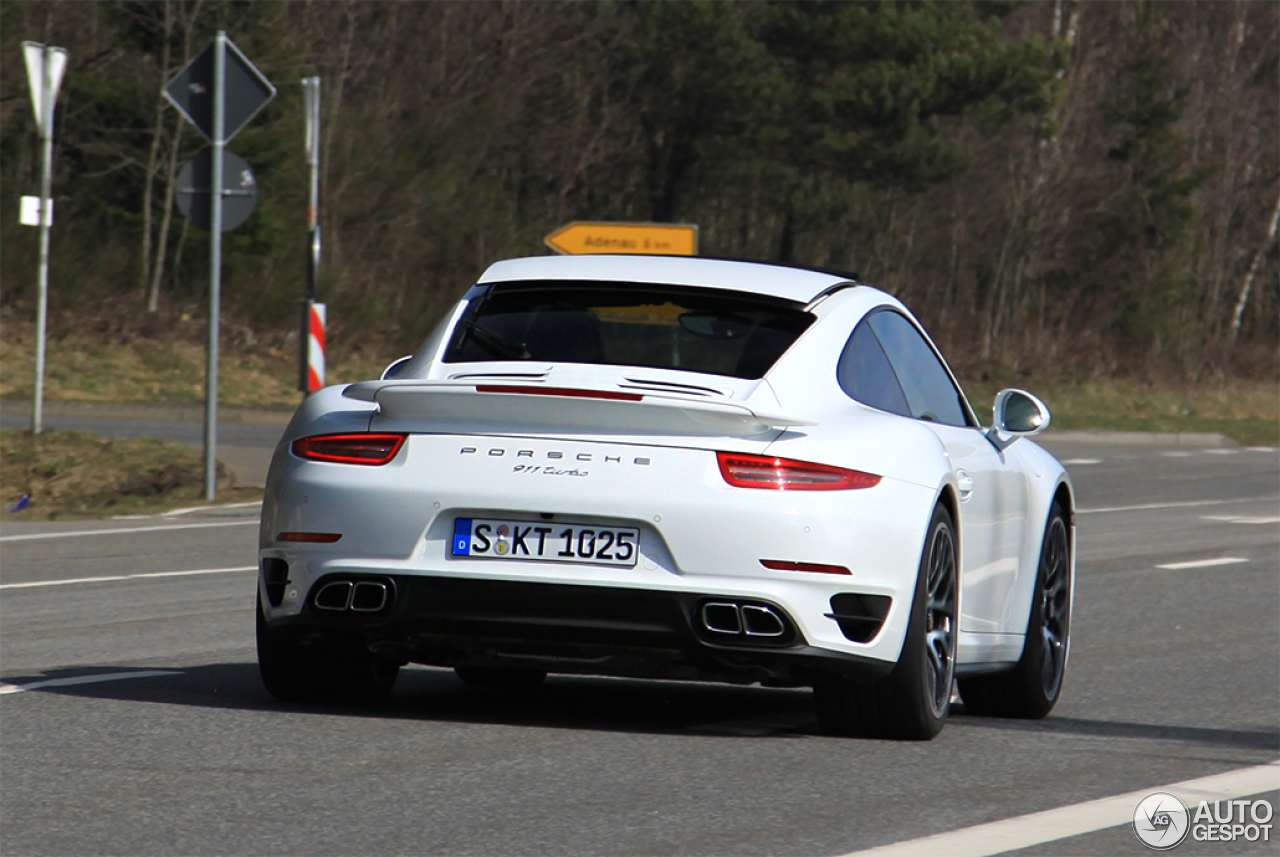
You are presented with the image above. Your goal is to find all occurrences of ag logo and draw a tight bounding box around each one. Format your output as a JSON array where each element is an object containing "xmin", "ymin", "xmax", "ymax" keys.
[{"xmin": 1133, "ymin": 792, "xmax": 1190, "ymax": 850}]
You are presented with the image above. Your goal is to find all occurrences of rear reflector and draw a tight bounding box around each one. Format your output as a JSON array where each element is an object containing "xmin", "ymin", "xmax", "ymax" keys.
[
  {"xmin": 717, "ymin": 452, "xmax": 880, "ymax": 490},
  {"xmin": 476, "ymin": 385, "xmax": 643, "ymax": 402},
  {"xmin": 291, "ymin": 433, "xmax": 407, "ymax": 465},
  {"xmin": 760, "ymin": 559, "xmax": 852, "ymax": 575},
  {"xmin": 277, "ymin": 532, "xmax": 343, "ymax": 543}
]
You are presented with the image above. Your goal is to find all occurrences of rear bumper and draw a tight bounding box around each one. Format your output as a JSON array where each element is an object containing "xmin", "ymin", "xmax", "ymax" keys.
[
  {"xmin": 260, "ymin": 433, "xmax": 940, "ymax": 670},
  {"xmin": 262, "ymin": 573, "xmax": 896, "ymax": 686}
]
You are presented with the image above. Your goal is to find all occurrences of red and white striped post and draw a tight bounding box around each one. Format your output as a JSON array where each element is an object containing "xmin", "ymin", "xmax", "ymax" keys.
[{"xmin": 305, "ymin": 301, "xmax": 326, "ymax": 392}]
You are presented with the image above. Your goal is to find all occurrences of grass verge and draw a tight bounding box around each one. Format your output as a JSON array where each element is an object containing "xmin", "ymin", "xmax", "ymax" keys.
[
  {"xmin": 1, "ymin": 429, "xmax": 262, "ymax": 520},
  {"xmin": 1, "ymin": 318, "xmax": 386, "ymax": 410},
  {"xmin": 962, "ymin": 377, "xmax": 1279, "ymax": 447}
]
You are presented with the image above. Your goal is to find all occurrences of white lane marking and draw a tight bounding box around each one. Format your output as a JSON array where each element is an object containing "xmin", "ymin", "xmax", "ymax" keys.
[
  {"xmin": 835, "ymin": 759, "xmax": 1280, "ymax": 857},
  {"xmin": 1156, "ymin": 557, "xmax": 1250, "ymax": 570},
  {"xmin": 1062, "ymin": 458, "xmax": 1102, "ymax": 465},
  {"xmin": 0, "ymin": 520, "xmax": 256, "ymax": 543},
  {"xmin": 1079, "ymin": 496, "xmax": 1280, "ymax": 514},
  {"xmin": 1202, "ymin": 515, "xmax": 1280, "ymax": 525},
  {"xmin": 1163, "ymin": 451, "xmax": 1194, "ymax": 457},
  {"xmin": 1246, "ymin": 447, "xmax": 1278, "ymax": 453},
  {"xmin": 0, "ymin": 566, "xmax": 255, "ymax": 590},
  {"xmin": 0, "ymin": 670, "xmax": 183, "ymax": 696},
  {"xmin": 1204, "ymin": 448, "xmax": 1241, "ymax": 455},
  {"xmin": 113, "ymin": 499, "xmax": 262, "ymax": 520}
]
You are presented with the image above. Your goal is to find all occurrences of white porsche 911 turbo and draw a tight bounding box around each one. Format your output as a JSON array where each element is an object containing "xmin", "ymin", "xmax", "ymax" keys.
[{"xmin": 257, "ymin": 254, "xmax": 1073, "ymax": 739}]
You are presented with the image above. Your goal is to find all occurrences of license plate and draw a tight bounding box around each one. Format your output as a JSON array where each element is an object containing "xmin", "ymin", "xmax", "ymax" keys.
[{"xmin": 452, "ymin": 518, "xmax": 639, "ymax": 567}]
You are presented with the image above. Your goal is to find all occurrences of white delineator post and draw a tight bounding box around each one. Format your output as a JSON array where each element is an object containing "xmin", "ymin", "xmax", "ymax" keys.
[{"xmin": 22, "ymin": 42, "xmax": 68, "ymax": 436}]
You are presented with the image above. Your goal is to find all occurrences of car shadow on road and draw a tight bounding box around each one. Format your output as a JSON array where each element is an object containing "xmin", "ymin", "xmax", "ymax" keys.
[
  {"xmin": 2, "ymin": 662, "xmax": 823, "ymax": 739},
  {"xmin": 950, "ymin": 707, "xmax": 1280, "ymax": 752},
  {"xmin": 8, "ymin": 664, "xmax": 1277, "ymax": 749}
]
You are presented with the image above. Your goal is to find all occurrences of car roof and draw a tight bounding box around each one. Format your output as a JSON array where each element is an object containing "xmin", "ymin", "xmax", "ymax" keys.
[{"xmin": 477, "ymin": 255, "xmax": 856, "ymax": 304}]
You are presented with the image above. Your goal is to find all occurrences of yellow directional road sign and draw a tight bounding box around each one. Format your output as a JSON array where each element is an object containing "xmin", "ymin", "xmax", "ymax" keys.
[{"xmin": 545, "ymin": 222, "xmax": 698, "ymax": 256}]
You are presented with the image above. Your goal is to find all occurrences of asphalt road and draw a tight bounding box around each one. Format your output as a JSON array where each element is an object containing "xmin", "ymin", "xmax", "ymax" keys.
[{"xmin": 1, "ymin": 437, "xmax": 1277, "ymax": 856}]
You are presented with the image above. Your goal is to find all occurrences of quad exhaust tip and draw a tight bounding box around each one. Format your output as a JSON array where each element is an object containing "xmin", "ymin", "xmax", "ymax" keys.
[
  {"xmin": 700, "ymin": 601, "xmax": 786, "ymax": 638},
  {"xmin": 314, "ymin": 579, "xmax": 392, "ymax": 612}
]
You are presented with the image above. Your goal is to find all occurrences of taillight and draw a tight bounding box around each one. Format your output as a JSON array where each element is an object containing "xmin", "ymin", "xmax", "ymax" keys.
[
  {"xmin": 717, "ymin": 452, "xmax": 880, "ymax": 490},
  {"xmin": 291, "ymin": 433, "xmax": 407, "ymax": 465}
]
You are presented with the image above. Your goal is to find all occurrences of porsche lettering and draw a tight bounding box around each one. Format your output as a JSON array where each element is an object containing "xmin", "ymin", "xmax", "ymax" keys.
[{"xmin": 460, "ymin": 446, "xmax": 650, "ymax": 466}]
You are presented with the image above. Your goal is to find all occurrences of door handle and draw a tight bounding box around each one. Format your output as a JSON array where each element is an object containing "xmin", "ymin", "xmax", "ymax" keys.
[{"xmin": 956, "ymin": 469, "xmax": 975, "ymax": 502}]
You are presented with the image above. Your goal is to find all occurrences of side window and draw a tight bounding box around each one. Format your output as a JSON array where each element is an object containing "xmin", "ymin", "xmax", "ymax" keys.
[
  {"xmin": 867, "ymin": 311, "xmax": 970, "ymax": 427},
  {"xmin": 837, "ymin": 320, "xmax": 911, "ymax": 417}
]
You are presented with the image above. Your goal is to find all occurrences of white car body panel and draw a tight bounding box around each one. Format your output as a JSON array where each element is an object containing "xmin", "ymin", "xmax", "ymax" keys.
[{"xmin": 928, "ymin": 421, "xmax": 1029, "ymax": 634}]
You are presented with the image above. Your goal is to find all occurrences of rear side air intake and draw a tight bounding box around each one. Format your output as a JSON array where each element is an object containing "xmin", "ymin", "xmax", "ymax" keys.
[
  {"xmin": 262, "ymin": 558, "xmax": 289, "ymax": 607},
  {"xmin": 827, "ymin": 593, "xmax": 892, "ymax": 643}
]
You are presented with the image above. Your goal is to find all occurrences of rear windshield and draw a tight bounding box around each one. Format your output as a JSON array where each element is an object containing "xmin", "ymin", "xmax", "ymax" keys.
[{"xmin": 443, "ymin": 281, "xmax": 814, "ymax": 379}]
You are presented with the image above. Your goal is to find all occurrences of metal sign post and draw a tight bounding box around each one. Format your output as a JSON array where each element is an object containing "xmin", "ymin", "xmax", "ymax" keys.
[
  {"xmin": 304, "ymin": 77, "xmax": 320, "ymax": 302},
  {"xmin": 300, "ymin": 77, "xmax": 325, "ymax": 393},
  {"xmin": 205, "ymin": 33, "xmax": 226, "ymax": 501},
  {"xmin": 22, "ymin": 41, "xmax": 68, "ymax": 435},
  {"xmin": 164, "ymin": 32, "xmax": 275, "ymax": 500}
]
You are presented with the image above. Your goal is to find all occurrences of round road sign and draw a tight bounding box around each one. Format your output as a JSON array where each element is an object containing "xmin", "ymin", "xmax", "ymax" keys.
[{"xmin": 175, "ymin": 149, "xmax": 258, "ymax": 232}]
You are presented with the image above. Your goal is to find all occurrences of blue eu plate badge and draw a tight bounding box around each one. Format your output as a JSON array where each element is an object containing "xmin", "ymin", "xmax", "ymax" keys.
[{"xmin": 452, "ymin": 518, "xmax": 473, "ymax": 556}]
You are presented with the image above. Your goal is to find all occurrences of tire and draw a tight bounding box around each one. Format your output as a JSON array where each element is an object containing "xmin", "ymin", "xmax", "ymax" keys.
[
  {"xmin": 454, "ymin": 666, "xmax": 547, "ymax": 688},
  {"xmin": 815, "ymin": 504, "xmax": 957, "ymax": 740},
  {"xmin": 256, "ymin": 594, "xmax": 399, "ymax": 705},
  {"xmin": 958, "ymin": 501, "xmax": 1070, "ymax": 719}
]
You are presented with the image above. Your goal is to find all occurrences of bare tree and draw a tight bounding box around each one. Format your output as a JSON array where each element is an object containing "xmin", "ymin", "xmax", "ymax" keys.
[
  {"xmin": 147, "ymin": 0, "xmax": 203, "ymax": 312},
  {"xmin": 1231, "ymin": 192, "xmax": 1280, "ymax": 344}
]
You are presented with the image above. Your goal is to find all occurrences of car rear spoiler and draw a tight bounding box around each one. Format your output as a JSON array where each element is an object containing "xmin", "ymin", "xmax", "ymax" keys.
[{"xmin": 342, "ymin": 380, "xmax": 816, "ymax": 438}]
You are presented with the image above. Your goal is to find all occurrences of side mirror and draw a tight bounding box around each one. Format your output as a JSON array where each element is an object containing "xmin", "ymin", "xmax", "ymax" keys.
[
  {"xmin": 986, "ymin": 389, "xmax": 1051, "ymax": 450},
  {"xmin": 380, "ymin": 355, "xmax": 414, "ymax": 380}
]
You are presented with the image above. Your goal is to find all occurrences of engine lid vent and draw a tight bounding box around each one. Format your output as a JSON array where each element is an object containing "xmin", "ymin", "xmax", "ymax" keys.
[
  {"xmin": 618, "ymin": 376, "xmax": 728, "ymax": 398},
  {"xmin": 447, "ymin": 371, "xmax": 551, "ymax": 382}
]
